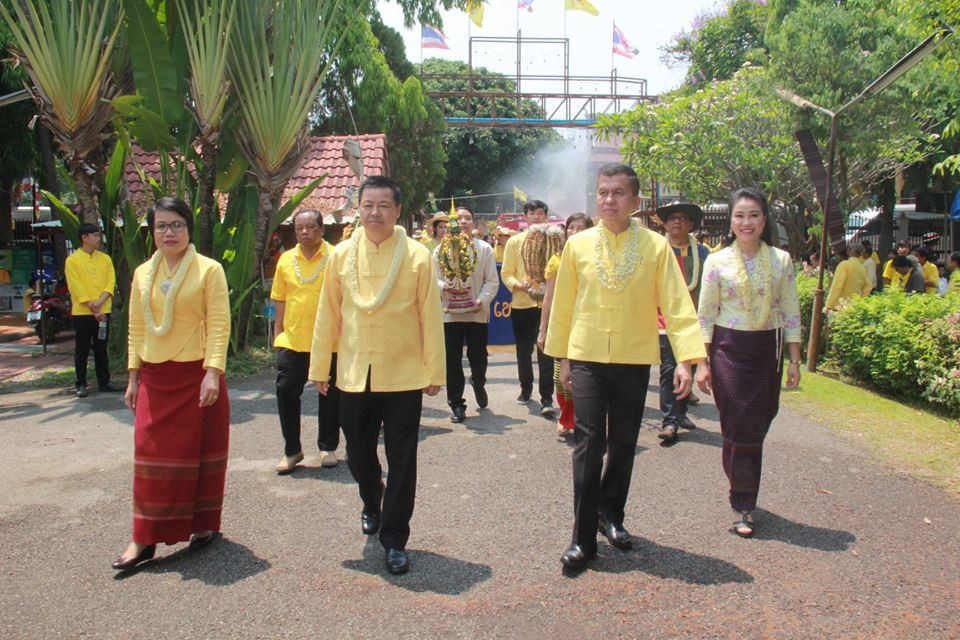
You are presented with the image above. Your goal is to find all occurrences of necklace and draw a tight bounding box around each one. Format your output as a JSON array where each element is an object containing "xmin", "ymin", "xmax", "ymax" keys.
[
  {"xmin": 673, "ymin": 233, "xmax": 701, "ymax": 292},
  {"xmin": 292, "ymin": 245, "xmax": 328, "ymax": 285},
  {"xmin": 141, "ymin": 245, "xmax": 196, "ymax": 337},
  {"xmin": 346, "ymin": 226, "xmax": 407, "ymax": 312},
  {"xmin": 595, "ymin": 219, "xmax": 642, "ymax": 293},
  {"xmin": 733, "ymin": 241, "xmax": 774, "ymax": 327}
]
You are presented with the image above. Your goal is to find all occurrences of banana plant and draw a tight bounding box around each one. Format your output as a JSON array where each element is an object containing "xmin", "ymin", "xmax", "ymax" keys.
[{"xmin": 0, "ymin": 0, "xmax": 125, "ymax": 224}]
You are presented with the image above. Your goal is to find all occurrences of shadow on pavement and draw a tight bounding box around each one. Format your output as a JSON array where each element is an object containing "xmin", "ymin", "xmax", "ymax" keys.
[
  {"xmin": 115, "ymin": 537, "xmax": 271, "ymax": 585},
  {"xmin": 673, "ymin": 427, "xmax": 723, "ymax": 448},
  {"xmin": 283, "ymin": 462, "xmax": 356, "ymax": 484},
  {"xmin": 463, "ymin": 411, "xmax": 525, "ymax": 435},
  {"xmin": 341, "ymin": 538, "xmax": 492, "ymax": 595},
  {"xmin": 594, "ymin": 537, "xmax": 754, "ymax": 585},
  {"xmin": 752, "ymin": 509, "xmax": 856, "ymax": 551}
]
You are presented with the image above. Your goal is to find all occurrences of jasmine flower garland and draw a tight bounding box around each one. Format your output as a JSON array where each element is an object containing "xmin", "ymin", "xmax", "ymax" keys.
[
  {"xmin": 141, "ymin": 244, "xmax": 196, "ymax": 337},
  {"xmin": 347, "ymin": 226, "xmax": 407, "ymax": 312},
  {"xmin": 595, "ymin": 219, "xmax": 641, "ymax": 293}
]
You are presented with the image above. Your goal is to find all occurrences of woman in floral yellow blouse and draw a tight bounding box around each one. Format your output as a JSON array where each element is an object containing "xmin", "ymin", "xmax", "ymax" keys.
[{"xmin": 696, "ymin": 188, "xmax": 801, "ymax": 538}]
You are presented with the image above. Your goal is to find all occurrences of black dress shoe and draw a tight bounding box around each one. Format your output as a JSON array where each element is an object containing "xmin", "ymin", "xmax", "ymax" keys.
[
  {"xmin": 598, "ymin": 516, "xmax": 632, "ymax": 550},
  {"xmin": 676, "ymin": 415, "xmax": 697, "ymax": 430},
  {"xmin": 76, "ymin": 384, "xmax": 88, "ymax": 398},
  {"xmin": 98, "ymin": 381, "xmax": 124, "ymax": 393},
  {"xmin": 111, "ymin": 544, "xmax": 156, "ymax": 570},
  {"xmin": 361, "ymin": 511, "xmax": 381, "ymax": 535},
  {"xmin": 658, "ymin": 423, "xmax": 679, "ymax": 443},
  {"xmin": 451, "ymin": 405, "xmax": 466, "ymax": 423},
  {"xmin": 560, "ymin": 543, "xmax": 594, "ymax": 573},
  {"xmin": 385, "ymin": 548, "xmax": 409, "ymax": 574},
  {"xmin": 473, "ymin": 385, "xmax": 488, "ymax": 409}
]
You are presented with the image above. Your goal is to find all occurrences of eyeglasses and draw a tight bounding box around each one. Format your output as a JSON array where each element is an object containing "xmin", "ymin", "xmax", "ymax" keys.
[{"xmin": 155, "ymin": 221, "xmax": 188, "ymax": 234}]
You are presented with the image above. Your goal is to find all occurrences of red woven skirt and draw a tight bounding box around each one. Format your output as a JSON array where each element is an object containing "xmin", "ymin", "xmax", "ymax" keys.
[{"xmin": 132, "ymin": 360, "xmax": 229, "ymax": 545}]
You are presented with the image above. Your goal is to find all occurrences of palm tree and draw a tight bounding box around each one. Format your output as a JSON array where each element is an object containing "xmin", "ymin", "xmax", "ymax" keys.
[
  {"xmin": 0, "ymin": 0, "xmax": 124, "ymax": 224},
  {"xmin": 228, "ymin": 0, "xmax": 358, "ymax": 345},
  {"xmin": 176, "ymin": 0, "xmax": 237, "ymax": 257}
]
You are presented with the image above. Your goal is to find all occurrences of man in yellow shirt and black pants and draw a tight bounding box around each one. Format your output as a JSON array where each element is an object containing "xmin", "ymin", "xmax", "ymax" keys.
[
  {"xmin": 501, "ymin": 199, "xmax": 556, "ymax": 416},
  {"xmin": 546, "ymin": 164, "xmax": 706, "ymax": 574},
  {"xmin": 271, "ymin": 210, "xmax": 340, "ymax": 474},
  {"xmin": 310, "ymin": 175, "xmax": 444, "ymax": 576},
  {"xmin": 64, "ymin": 223, "xmax": 122, "ymax": 398},
  {"xmin": 825, "ymin": 242, "xmax": 873, "ymax": 312}
]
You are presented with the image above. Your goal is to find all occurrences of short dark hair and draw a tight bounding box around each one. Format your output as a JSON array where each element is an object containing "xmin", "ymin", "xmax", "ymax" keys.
[
  {"xmin": 913, "ymin": 245, "xmax": 929, "ymax": 259},
  {"xmin": 147, "ymin": 196, "xmax": 194, "ymax": 240},
  {"xmin": 455, "ymin": 206, "xmax": 473, "ymax": 218},
  {"xmin": 358, "ymin": 175, "xmax": 402, "ymax": 205},
  {"xmin": 565, "ymin": 212, "xmax": 593, "ymax": 232},
  {"xmin": 896, "ymin": 239, "xmax": 911, "ymax": 249},
  {"xmin": 523, "ymin": 199, "xmax": 549, "ymax": 215},
  {"xmin": 892, "ymin": 255, "xmax": 912, "ymax": 269},
  {"xmin": 950, "ymin": 251, "xmax": 960, "ymax": 267},
  {"xmin": 596, "ymin": 163, "xmax": 640, "ymax": 197},
  {"xmin": 861, "ymin": 239, "xmax": 873, "ymax": 252},
  {"xmin": 78, "ymin": 223, "xmax": 100, "ymax": 238},
  {"xmin": 294, "ymin": 209, "xmax": 323, "ymax": 227},
  {"xmin": 728, "ymin": 187, "xmax": 773, "ymax": 245}
]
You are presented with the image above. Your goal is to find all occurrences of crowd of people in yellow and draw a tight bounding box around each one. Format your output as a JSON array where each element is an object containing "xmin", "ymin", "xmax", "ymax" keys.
[{"xmin": 61, "ymin": 164, "xmax": 955, "ymax": 578}]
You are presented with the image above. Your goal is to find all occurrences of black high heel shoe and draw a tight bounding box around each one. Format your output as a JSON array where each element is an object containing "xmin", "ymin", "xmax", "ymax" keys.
[{"xmin": 111, "ymin": 544, "xmax": 156, "ymax": 571}]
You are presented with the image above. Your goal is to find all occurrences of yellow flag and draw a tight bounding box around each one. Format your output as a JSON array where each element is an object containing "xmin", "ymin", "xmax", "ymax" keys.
[
  {"xmin": 467, "ymin": 0, "xmax": 484, "ymax": 28},
  {"xmin": 565, "ymin": 0, "xmax": 598, "ymax": 16},
  {"xmin": 513, "ymin": 185, "xmax": 527, "ymax": 203}
]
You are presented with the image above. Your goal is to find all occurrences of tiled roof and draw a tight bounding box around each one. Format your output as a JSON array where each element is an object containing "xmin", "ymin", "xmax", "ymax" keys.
[{"xmin": 123, "ymin": 133, "xmax": 389, "ymax": 216}]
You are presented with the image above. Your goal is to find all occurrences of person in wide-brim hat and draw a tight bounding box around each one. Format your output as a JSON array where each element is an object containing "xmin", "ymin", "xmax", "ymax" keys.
[{"xmin": 655, "ymin": 201, "xmax": 703, "ymax": 229}]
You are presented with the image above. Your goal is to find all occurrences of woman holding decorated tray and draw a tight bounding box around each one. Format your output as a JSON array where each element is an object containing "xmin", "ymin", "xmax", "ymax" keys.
[
  {"xmin": 538, "ymin": 212, "xmax": 592, "ymax": 437},
  {"xmin": 113, "ymin": 196, "xmax": 231, "ymax": 571},
  {"xmin": 696, "ymin": 187, "xmax": 801, "ymax": 538}
]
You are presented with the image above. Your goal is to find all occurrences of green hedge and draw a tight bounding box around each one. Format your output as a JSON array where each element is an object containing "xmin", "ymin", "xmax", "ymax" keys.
[{"xmin": 826, "ymin": 290, "xmax": 960, "ymax": 415}]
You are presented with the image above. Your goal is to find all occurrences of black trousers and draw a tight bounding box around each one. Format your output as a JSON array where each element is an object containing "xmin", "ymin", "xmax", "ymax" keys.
[
  {"xmin": 570, "ymin": 360, "xmax": 650, "ymax": 554},
  {"xmin": 74, "ymin": 314, "xmax": 110, "ymax": 388},
  {"xmin": 340, "ymin": 382, "xmax": 422, "ymax": 550},
  {"xmin": 276, "ymin": 349, "xmax": 341, "ymax": 456},
  {"xmin": 658, "ymin": 334, "xmax": 689, "ymax": 426},
  {"xmin": 510, "ymin": 306, "xmax": 554, "ymax": 403},
  {"xmin": 444, "ymin": 321, "xmax": 488, "ymax": 409}
]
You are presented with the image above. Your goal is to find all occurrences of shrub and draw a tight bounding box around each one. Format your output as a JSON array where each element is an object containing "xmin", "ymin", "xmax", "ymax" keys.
[
  {"xmin": 796, "ymin": 271, "xmax": 831, "ymax": 358},
  {"xmin": 917, "ymin": 308, "xmax": 960, "ymax": 414}
]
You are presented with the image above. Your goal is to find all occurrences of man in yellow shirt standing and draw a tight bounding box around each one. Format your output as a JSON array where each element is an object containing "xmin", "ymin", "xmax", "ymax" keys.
[
  {"xmin": 64, "ymin": 223, "xmax": 122, "ymax": 398},
  {"xmin": 545, "ymin": 164, "xmax": 706, "ymax": 574},
  {"xmin": 882, "ymin": 240, "xmax": 912, "ymax": 290},
  {"xmin": 501, "ymin": 199, "xmax": 556, "ymax": 416},
  {"xmin": 912, "ymin": 246, "xmax": 939, "ymax": 294},
  {"xmin": 310, "ymin": 175, "xmax": 444, "ymax": 576},
  {"xmin": 271, "ymin": 210, "xmax": 340, "ymax": 474},
  {"xmin": 825, "ymin": 242, "xmax": 873, "ymax": 312}
]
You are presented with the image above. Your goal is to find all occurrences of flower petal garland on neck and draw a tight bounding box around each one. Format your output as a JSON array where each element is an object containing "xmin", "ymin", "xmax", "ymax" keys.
[
  {"xmin": 347, "ymin": 226, "xmax": 407, "ymax": 313},
  {"xmin": 142, "ymin": 244, "xmax": 196, "ymax": 337},
  {"xmin": 685, "ymin": 233, "xmax": 701, "ymax": 292},
  {"xmin": 292, "ymin": 244, "xmax": 328, "ymax": 285},
  {"xmin": 595, "ymin": 219, "xmax": 641, "ymax": 293}
]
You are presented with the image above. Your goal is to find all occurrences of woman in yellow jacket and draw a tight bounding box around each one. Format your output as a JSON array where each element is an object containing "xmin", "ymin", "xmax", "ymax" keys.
[{"xmin": 113, "ymin": 197, "xmax": 231, "ymax": 571}]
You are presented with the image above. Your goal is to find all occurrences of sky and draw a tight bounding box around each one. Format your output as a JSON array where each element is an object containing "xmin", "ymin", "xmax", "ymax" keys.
[{"xmin": 377, "ymin": 0, "xmax": 725, "ymax": 95}]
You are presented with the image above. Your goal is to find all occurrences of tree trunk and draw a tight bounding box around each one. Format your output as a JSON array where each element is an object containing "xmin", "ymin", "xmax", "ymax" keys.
[
  {"xmin": 197, "ymin": 136, "xmax": 219, "ymax": 257},
  {"xmin": 71, "ymin": 163, "xmax": 100, "ymax": 225},
  {"xmin": 235, "ymin": 189, "xmax": 280, "ymax": 351},
  {"xmin": 878, "ymin": 178, "xmax": 895, "ymax": 280},
  {"xmin": 0, "ymin": 180, "xmax": 13, "ymax": 246},
  {"xmin": 37, "ymin": 123, "xmax": 59, "ymax": 197}
]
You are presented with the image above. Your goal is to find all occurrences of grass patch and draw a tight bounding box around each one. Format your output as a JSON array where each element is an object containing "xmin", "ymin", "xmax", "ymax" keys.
[
  {"xmin": 782, "ymin": 371, "xmax": 960, "ymax": 496},
  {"xmin": 226, "ymin": 346, "xmax": 274, "ymax": 381}
]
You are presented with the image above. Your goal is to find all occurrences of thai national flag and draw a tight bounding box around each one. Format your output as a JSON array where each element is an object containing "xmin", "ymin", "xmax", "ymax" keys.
[
  {"xmin": 518, "ymin": 0, "xmax": 535, "ymax": 11},
  {"xmin": 422, "ymin": 25, "xmax": 450, "ymax": 50},
  {"xmin": 613, "ymin": 23, "xmax": 639, "ymax": 59}
]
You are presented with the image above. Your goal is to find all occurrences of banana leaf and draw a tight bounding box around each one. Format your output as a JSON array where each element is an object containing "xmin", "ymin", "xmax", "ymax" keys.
[
  {"xmin": 43, "ymin": 191, "xmax": 81, "ymax": 248},
  {"xmin": 269, "ymin": 175, "xmax": 328, "ymax": 234}
]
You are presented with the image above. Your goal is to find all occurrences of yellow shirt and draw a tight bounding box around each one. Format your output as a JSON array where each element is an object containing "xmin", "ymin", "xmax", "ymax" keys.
[
  {"xmin": 494, "ymin": 244, "xmax": 505, "ymax": 263},
  {"xmin": 421, "ymin": 236, "xmax": 439, "ymax": 254},
  {"xmin": 544, "ymin": 254, "xmax": 561, "ymax": 281},
  {"xmin": 544, "ymin": 222, "xmax": 706, "ymax": 365},
  {"xmin": 826, "ymin": 257, "xmax": 872, "ymax": 310},
  {"xmin": 309, "ymin": 228, "xmax": 445, "ymax": 392},
  {"xmin": 921, "ymin": 261, "xmax": 938, "ymax": 294},
  {"xmin": 65, "ymin": 249, "xmax": 115, "ymax": 315},
  {"xmin": 500, "ymin": 230, "xmax": 540, "ymax": 310},
  {"xmin": 270, "ymin": 241, "xmax": 334, "ymax": 352},
  {"xmin": 882, "ymin": 259, "xmax": 910, "ymax": 290},
  {"xmin": 949, "ymin": 270, "xmax": 960, "ymax": 294},
  {"xmin": 128, "ymin": 252, "xmax": 230, "ymax": 372}
]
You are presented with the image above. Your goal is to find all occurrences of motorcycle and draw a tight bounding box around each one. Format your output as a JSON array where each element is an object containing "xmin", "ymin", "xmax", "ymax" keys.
[{"xmin": 25, "ymin": 268, "xmax": 72, "ymax": 343}]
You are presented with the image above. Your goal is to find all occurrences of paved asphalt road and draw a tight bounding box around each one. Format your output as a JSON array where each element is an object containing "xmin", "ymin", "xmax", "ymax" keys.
[{"xmin": 0, "ymin": 352, "xmax": 958, "ymax": 639}]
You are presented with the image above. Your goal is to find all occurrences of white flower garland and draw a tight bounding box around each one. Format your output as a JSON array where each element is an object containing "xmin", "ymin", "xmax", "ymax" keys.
[
  {"xmin": 347, "ymin": 226, "xmax": 407, "ymax": 312},
  {"xmin": 292, "ymin": 245, "xmax": 328, "ymax": 285},
  {"xmin": 595, "ymin": 219, "xmax": 642, "ymax": 293},
  {"xmin": 141, "ymin": 244, "xmax": 196, "ymax": 337},
  {"xmin": 733, "ymin": 241, "xmax": 774, "ymax": 327},
  {"xmin": 684, "ymin": 233, "xmax": 700, "ymax": 292}
]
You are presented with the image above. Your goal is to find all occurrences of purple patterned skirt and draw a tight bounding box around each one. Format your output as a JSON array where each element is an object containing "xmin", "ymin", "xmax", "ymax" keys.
[{"xmin": 710, "ymin": 325, "xmax": 783, "ymax": 511}]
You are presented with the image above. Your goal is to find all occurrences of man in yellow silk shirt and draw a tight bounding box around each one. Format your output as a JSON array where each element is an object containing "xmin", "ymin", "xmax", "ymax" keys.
[
  {"xmin": 64, "ymin": 223, "xmax": 122, "ymax": 398},
  {"xmin": 882, "ymin": 240, "xmax": 912, "ymax": 290},
  {"xmin": 825, "ymin": 242, "xmax": 873, "ymax": 312},
  {"xmin": 271, "ymin": 210, "xmax": 340, "ymax": 474},
  {"xmin": 501, "ymin": 199, "xmax": 556, "ymax": 416},
  {"xmin": 310, "ymin": 175, "xmax": 444, "ymax": 576},
  {"xmin": 912, "ymin": 246, "xmax": 939, "ymax": 294},
  {"xmin": 545, "ymin": 164, "xmax": 706, "ymax": 574}
]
